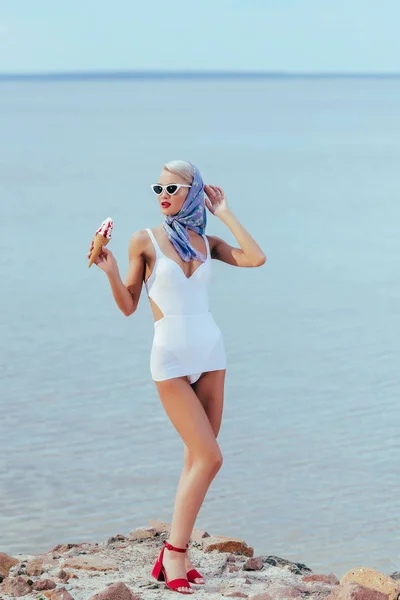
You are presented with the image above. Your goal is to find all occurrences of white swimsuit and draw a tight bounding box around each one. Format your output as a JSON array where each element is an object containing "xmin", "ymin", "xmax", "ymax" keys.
[{"xmin": 144, "ymin": 228, "xmax": 227, "ymax": 384}]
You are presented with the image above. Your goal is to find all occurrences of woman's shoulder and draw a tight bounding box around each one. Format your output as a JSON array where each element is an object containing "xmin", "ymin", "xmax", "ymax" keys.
[
  {"xmin": 129, "ymin": 228, "xmax": 149, "ymax": 241},
  {"xmin": 128, "ymin": 228, "xmax": 152, "ymax": 255},
  {"xmin": 130, "ymin": 225, "xmax": 161, "ymax": 240},
  {"xmin": 128, "ymin": 226, "xmax": 162, "ymax": 254}
]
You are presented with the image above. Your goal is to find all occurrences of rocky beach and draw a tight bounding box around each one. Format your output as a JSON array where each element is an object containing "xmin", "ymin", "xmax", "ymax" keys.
[{"xmin": 1, "ymin": 520, "xmax": 399, "ymax": 600}]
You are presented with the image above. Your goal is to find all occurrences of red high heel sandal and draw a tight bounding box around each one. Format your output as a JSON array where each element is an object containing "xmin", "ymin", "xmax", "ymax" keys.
[
  {"xmin": 185, "ymin": 544, "xmax": 205, "ymax": 584},
  {"xmin": 151, "ymin": 540, "xmax": 192, "ymax": 594}
]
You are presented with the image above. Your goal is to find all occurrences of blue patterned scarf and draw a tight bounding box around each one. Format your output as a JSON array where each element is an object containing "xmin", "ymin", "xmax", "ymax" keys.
[{"xmin": 162, "ymin": 162, "xmax": 207, "ymax": 263}]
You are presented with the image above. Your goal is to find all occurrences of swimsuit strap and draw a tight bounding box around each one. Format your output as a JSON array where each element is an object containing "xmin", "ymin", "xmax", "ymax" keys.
[
  {"xmin": 202, "ymin": 233, "xmax": 211, "ymax": 261},
  {"xmin": 147, "ymin": 228, "xmax": 209, "ymax": 262},
  {"xmin": 145, "ymin": 228, "xmax": 162, "ymax": 258}
]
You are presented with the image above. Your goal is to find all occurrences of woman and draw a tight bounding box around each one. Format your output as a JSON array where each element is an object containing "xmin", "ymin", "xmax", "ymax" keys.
[{"xmin": 88, "ymin": 160, "xmax": 266, "ymax": 594}]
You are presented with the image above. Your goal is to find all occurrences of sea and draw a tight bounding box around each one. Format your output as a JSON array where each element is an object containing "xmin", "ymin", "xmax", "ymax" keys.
[{"xmin": 1, "ymin": 74, "xmax": 400, "ymax": 579}]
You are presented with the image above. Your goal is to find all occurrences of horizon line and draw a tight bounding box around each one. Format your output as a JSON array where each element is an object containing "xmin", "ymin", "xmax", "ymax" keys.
[{"xmin": 1, "ymin": 69, "xmax": 400, "ymax": 81}]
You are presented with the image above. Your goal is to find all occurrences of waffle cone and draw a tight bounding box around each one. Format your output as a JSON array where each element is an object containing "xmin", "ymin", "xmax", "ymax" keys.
[{"xmin": 88, "ymin": 234, "xmax": 110, "ymax": 268}]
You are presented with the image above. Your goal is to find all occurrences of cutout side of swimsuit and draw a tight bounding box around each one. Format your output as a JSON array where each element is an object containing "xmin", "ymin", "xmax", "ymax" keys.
[{"xmin": 149, "ymin": 296, "xmax": 164, "ymax": 323}]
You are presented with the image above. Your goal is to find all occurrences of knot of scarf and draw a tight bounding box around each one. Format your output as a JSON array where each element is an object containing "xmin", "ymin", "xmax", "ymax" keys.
[{"xmin": 162, "ymin": 163, "xmax": 207, "ymax": 263}]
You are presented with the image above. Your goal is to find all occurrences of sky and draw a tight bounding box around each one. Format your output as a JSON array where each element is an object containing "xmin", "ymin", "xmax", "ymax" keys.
[{"xmin": 1, "ymin": 0, "xmax": 399, "ymax": 74}]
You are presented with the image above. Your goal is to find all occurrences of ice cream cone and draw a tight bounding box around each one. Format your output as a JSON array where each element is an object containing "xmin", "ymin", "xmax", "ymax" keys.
[{"xmin": 88, "ymin": 234, "xmax": 109, "ymax": 268}]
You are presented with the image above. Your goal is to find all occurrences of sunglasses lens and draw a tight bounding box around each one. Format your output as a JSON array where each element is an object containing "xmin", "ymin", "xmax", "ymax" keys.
[
  {"xmin": 152, "ymin": 185, "xmax": 163, "ymax": 195},
  {"xmin": 166, "ymin": 184, "xmax": 178, "ymax": 195}
]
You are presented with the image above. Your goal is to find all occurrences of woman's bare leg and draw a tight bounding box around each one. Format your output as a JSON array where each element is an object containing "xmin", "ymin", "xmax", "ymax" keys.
[
  {"xmin": 154, "ymin": 370, "xmax": 225, "ymax": 592},
  {"xmin": 181, "ymin": 370, "xmax": 225, "ymax": 582}
]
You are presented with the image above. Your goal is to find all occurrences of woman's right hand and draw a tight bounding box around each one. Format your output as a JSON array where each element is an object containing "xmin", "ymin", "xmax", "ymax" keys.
[{"xmin": 88, "ymin": 242, "xmax": 118, "ymax": 276}]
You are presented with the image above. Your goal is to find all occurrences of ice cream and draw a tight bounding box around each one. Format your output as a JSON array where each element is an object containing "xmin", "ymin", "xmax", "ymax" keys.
[{"xmin": 88, "ymin": 217, "xmax": 114, "ymax": 268}]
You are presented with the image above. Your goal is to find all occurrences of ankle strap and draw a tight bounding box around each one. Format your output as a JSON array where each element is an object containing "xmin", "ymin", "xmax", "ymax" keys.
[{"xmin": 164, "ymin": 540, "xmax": 187, "ymax": 553}]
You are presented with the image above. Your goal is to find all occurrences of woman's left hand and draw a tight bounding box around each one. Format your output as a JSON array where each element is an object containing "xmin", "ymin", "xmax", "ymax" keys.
[{"xmin": 204, "ymin": 185, "xmax": 230, "ymax": 217}]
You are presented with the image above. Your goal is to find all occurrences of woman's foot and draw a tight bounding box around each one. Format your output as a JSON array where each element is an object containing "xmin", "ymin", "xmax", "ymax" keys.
[
  {"xmin": 163, "ymin": 543, "xmax": 194, "ymax": 594},
  {"xmin": 185, "ymin": 550, "xmax": 205, "ymax": 584}
]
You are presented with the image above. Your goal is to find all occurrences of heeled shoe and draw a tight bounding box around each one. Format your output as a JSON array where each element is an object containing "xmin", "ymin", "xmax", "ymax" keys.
[
  {"xmin": 151, "ymin": 540, "xmax": 193, "ymax": 594},
  {"xmin": 186, "ymin": 569, "xmax": 205, "ymax": 584},
  {"xmin": 185, "ymin": 543, "xmax": 205, "ymax": 585}
]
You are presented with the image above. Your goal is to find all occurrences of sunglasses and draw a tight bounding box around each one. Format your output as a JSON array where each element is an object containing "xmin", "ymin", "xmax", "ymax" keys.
[{"xmin": 150, "ymin": 183, "xmax": 191, "ymax": 196}]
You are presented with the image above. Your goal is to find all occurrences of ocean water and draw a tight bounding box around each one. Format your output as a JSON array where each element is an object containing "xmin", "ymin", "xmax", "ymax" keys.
[{"xmin": 1, "ymin": 76, "xmax": 400, "ymax": 579}]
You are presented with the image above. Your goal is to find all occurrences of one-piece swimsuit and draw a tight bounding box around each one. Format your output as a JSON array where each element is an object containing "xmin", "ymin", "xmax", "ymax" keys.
[{"xmin": 144, "ymin": 228, "xmax": 227, "ymax": 384}]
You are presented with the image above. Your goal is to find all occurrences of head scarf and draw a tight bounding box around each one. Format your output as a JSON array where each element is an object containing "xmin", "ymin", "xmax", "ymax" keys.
[{"xmin": 162, "ymin": 162, "xmax": 207, "ymax": 263}]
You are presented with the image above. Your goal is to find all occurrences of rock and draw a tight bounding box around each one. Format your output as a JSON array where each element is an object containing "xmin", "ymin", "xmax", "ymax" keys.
[
  {"xmin": 227, "ymin": 555, "xmax": 237, "ymax": 562},
  {"xmin": 50, "ymin": 543, "xmax": 80, "ymax": 553},
  {"xmin": 0, "ymin": 575, "xmax": 33, "ymax": 597},
  {"xmin": 328, "ymin": 581, "xmax": 389, "ymax": 600},
  {"xmin": 57, "ymin": 569, "xmax": 69, "ymax": 580},
  {"xmin": 57, "ymin": 569, "xmax": 78, "ymax": 581},
  {"xmin": 32, "ymin": 578, "xmax": 57, "ymax": 591},
  {"xmin": 0, "ymin": 552, "xmax": 19, "ymax": 579},
  {"xmin": 129, "ymin": 527, "xmax": 158, "ymax": 541},
  {"xmin": 107, "ymin": 534, "xmax": 127, "ymax": 545},
  {"xmin": 303, "ymin": 573, "xmax": 340, "ymax": 585},
  {"xmin": 340, "ymin": 567, "xmax": 400, "ymax": 600},
  {"xmin": 244, "ymin": 557, "xmax": 264, "ymax": 571},
  {"xmin": 202, "ymin": 535, "xmax": 254, "ymax": 557},
  {"xmin": 83, "ymin": 545, "xmax": 101, "ymax": 555},
  {"xmin": 42, "ymin": 555, "xmax": 61, "ymax": 569},
  {"xmin": 88, "ymin": 581, "xmax": 141, "ymax": 600},
  {"xmin": 210, "ymin": 554, "xmax": 230, "ymax": 576},
  {"xmin": 228, "ymin": 565, "xmax": 241, "ymax": 572},
  {"xmin": 262, "ymin": 554, "xmax": 313, "ymax": 575},
  {"xmin": 43, "ymin": 587, "xmax": 75, "ymax": 600},
  {"xmin": 51, "ymin": 542, "xmax": 100, "ymax": 557},
  {"xmin": 148, "ymin": 518, "xmax": 171, "ymax": 533},
  {"xmin": 390, "ymin": 572, "xmax": 400, "ymax": 581},
  {"xmin": 63, "ymin": 555, "xmax": 119, "ymax": 571},
  {"xmin": 252, "ymin": 580, "xmax": 332, "ymax": 600},
  {"xmin": 253, "ymin": 583, "xmax": 317, "ymax": 599},
  {"xmin": 147, "ymin": 519, "xmax": 210, "ymax": 542},
  {"xmin": 26, "ymin": 557, "xmax": 44, "ymax": 576},
  {"xmin": 190, "ymin": 528, "xmax": 211, "ymax": 542}
]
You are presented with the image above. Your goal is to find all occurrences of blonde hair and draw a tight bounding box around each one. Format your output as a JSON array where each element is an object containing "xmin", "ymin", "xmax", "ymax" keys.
[{"xmin": 163, "ymin": 160, "xmax": 194, "ymax": 184}]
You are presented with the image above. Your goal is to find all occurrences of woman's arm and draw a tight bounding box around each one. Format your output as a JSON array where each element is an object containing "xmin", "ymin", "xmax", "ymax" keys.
[
  {"xmin": 89, "ymin": 230, "xmax": 147, "ymax": 316},
  {"xmin": 204, "ymin": 184, "xmax": 266, "ymax": 267}
]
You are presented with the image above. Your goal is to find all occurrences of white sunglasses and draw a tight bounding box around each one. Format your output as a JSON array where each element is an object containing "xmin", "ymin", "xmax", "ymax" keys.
[{"xmin": 151, "ymin": 183, "xmax": 191, "ymax": 196}]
